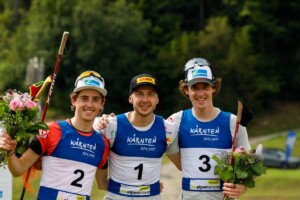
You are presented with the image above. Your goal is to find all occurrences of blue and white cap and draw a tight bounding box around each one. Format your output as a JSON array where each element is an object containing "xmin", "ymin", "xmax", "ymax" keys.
[
  {"xmin": 73, "ymin": 70, "xmax": 107, "ymax": 97},
  {"xmin": 184, "ymin": 58, "xmax": 214, "ymax": 86}
]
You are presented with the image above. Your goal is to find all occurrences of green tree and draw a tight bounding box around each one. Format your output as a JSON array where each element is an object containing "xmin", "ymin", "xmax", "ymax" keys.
[
  {"xmin": 21, "ymin": 0, "xmax": 149, "ymax": 117},
  {"xmin": 0, "ymin": 0, "xmax": 31, "ymax": 91},
  {"xmin": 157, "ymin": 17, "xmax": 236, "ymax": 114},
  {"xmin": 1, "ymin": 0, "xmax": 299, "ymax": 119},
  {"xmin": 224, "ymin": 0, "xmax": 300, "ymax": 103}
]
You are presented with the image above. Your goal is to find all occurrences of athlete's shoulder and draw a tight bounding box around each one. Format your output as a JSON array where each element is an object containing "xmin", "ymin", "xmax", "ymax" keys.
[
  {"xmin": 38, "ymin": 121, "xmax": 61, "ymax": 139},
  {"xmin": 167, "ymin": 110, "xmax": 183, "ymax": 123},
  {"xmin": 163, "ymin": 119, "xmax": 175, "ymax": 131},
  {"xmin": 164, "ymin": 119, "xmax": 177, "ymax": 143},
  {"xmin": 221, "ymin": 111, "xmax": 233, "ymax": 117},
  {"xmin": 108, "ymin": 115, "xmax": 118, "ymax": 124},
  {"xmin": 36, "ymin": 120, "xmax": 63, "ymax": 155},
  {"xmin": 48, "ymin": 121, "xmax": 61, "ymax": 128}
]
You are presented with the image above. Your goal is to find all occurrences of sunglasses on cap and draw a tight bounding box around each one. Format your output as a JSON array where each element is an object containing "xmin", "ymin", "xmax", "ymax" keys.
[
  {"xmin": 73, "ymin": 70, "xmax": 107, "ymax": 96},
  {"xmin": 75, "ymin": 70, "xmax": 105, "ymax": 86},
  {"xmin": 184, "ymin": 58, "xmax": 210, "ymax": 72}
]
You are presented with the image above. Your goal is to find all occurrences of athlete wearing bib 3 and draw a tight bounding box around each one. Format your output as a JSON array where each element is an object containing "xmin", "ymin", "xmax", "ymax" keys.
[
  {"xmin": 94, "ymin": 74, "xmax": 179, "ymax": 200},
  {"xmin": 0, "ymin": 70, "xmax": 109, "ymax": 200},
  {"xmin": 167, "ymin": 58, "xmax": 250, "ymax": 200}
]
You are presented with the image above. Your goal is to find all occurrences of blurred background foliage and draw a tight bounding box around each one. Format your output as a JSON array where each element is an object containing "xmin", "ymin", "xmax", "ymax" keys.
[{"xmin": 0, "ymin": 0, "xmax": 299, "ymax": 124}]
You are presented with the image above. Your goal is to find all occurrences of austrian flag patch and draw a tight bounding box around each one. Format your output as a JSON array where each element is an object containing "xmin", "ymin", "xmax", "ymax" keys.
[{"xmin": 39, "ymin": 129, "xmax": 49, "ymax": 138}]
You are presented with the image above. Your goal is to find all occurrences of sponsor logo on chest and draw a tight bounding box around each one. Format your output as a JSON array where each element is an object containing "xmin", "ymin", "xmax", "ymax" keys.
[
  {"xmin": 190, "ymin": 125, "xmax": 220, "ymax": 136},
  {"xmin": 190, "ymin": 125, "xmax": 220, "ymax": 142},
  {"xmin": 127, "ymin": 134, "xmax": 157, "ymax": 151},
  {"xmin": 70, "ymin": 138, "xmax": 97, "ymax": 158}
]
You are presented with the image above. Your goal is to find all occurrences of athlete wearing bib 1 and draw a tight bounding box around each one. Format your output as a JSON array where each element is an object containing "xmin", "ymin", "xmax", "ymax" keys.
[
  {"xmin": 101, "ymin": 113, "xmax": 176, "ymax": 200},
  {"xmin": 95, "ymin": 74, "xmax": 179, "ymax": 200}
]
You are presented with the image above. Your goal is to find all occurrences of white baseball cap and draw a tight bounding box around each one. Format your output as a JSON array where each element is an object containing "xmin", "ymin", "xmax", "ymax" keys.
[
  {"xmin": 184, "ymin": 58, "xmax": 214, "ymax": 86},
  {"xmin": 73, "ymin": 71, "xmax": 107, "ymax": 97}
]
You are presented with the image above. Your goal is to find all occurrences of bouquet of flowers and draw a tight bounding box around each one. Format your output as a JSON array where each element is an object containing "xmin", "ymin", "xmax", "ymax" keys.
[
  {"xmin": 0, "ymin": 89, "xmax": 48, "ymax": 167},
  {"xmin": 212, "ymin": 144, "xmax": 268, "ymax": 200}
]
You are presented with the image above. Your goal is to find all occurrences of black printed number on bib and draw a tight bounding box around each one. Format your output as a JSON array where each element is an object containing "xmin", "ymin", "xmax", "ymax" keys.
[
  {"xmin": 71, "ymin": 169, "xmax": 84, "ymax": 188},
  {"xmin": 199, "ymin": 155, "xmax": 211, "ymax": 172},
  {"xmin": 134, "ymin": 163, "xmax": 143, "ymax": 180}
]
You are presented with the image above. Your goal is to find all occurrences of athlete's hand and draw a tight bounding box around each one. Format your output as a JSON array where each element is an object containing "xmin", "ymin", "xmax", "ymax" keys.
[
  {"xmin": 160, "ymin": 181, "xmax": 164, "ymax": 192},
  {"xmin": 96, "ymin": 113, "xmax": 115, "ymax": 130},
  {"xmin": 0, "ymin": 132, "xmax": 17, "ymax": 154},
  {"xmin": 223, "ymin": 183, "xmax": 247, "ymax": 199}
]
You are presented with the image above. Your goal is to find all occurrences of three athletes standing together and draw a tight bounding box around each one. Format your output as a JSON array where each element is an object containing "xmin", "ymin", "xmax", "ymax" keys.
[{"xmin": 0, "ymin": 57, "xmax": 250, "ymax": 200}]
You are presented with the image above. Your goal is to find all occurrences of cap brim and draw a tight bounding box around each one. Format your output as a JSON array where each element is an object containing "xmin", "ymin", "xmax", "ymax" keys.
[
  {"xmin": 130, "ymin": 83, "xmax": 160, "ymax": 94},
  {"xmin": 73, "ymin": 86, "xmax": 107, "ymax": 97},
  {"xmin": 187, "ymin": 78, "xmax": 214, "ymax": 86}
]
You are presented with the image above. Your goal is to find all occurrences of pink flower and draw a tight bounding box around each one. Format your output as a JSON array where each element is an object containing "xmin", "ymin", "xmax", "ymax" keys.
[
  {"xmin": 9, "ymin": 99, "xmax": 24, "ymax": 111},
  {"xmin": 25, "ymin": 100, "xmax": 37, "ymax": 109},
  {"xmin": 234, "ymin": 146, "xmax": 246, "ymax": 153}
]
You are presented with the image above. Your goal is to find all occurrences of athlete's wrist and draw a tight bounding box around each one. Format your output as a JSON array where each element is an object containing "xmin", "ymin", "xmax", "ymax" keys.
[{"xmin": 8, "ymin": 151, "xmax": 15, "ymax": 157}]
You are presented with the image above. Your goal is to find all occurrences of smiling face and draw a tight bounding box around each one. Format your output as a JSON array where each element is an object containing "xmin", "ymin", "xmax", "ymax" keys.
[
  {"xmin": 71, "ymin": 89, "xmax": 105, "ymax": 123},
  {"xmin": 186, "ymin": 82, "xmax": 215, "ymax": 111},
  {"xmin": 129, "ymin": 85, "xmax": 159, "ymax": 118}
]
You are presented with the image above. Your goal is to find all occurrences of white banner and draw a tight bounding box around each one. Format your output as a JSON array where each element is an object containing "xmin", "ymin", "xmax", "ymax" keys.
[{"xmin": 0, "ymin": 166, "xmax": 12, "ymax": 200}]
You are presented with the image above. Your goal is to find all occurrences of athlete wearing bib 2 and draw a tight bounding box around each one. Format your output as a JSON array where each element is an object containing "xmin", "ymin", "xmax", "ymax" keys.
[
  {"xmin": 94, "ymin": 74, "xmax": 179, "ymax": 200},
  {"xmin": 167, "ymin": 58, "xmax": 250, "ymax": 200},
  {"xmin": 0, "ymin": 70, "xmax": 109, "ymax": 200}
]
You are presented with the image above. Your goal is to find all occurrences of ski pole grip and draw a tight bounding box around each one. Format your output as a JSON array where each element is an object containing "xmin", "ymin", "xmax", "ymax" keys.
[
  {"xmin": 236, "ymin": 100, "xmax": 243, "ymax": 124},
  {"xmin": 58, "ymin": 31, "xmax": 69, "ymax": 55}
]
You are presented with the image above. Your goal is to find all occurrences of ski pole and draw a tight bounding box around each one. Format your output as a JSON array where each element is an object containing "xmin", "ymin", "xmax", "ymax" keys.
[{"xmin": 20, "ymin": 31, "xmax": 69, "ymax": 200}]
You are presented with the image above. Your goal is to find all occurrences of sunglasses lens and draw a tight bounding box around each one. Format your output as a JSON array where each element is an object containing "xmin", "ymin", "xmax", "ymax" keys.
[
  {"xmin": 75, "ymin": 71, "xmax": 104, "ymax": 87},
  {"xmin": 78, "ymin": 71, "xmax": 101, "ymax": 79},
  {"xmin": 184, "ymin": 58, "xmax": 209, "ymax": 71}
]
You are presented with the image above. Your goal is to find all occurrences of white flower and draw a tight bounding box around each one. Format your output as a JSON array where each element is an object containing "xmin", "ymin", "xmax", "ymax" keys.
[{"xmin": 255, "ymin": 144, "xmax": 263, "ymax": 156}]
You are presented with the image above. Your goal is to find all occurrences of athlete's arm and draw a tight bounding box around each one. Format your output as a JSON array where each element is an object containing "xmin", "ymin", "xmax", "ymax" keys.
[
  {"xmin": 98, "ymin": 116, "xmax": 118, "ymax": 148},
  {"xmin": 95, "ymin": 168, "xmax": 108, "ymax": 190},
  {"xmin": 7, "ymin": 148, "xmax": 40, "ymax": 176},
  {"xmin": 167, "ymin": 152, "xmax": 182, "ymax": 171},
  {"xmin": 166, "ymin": 112, "xmax": 182, "ymax": 171},
  {"xmin": 7, "ymin": 121, "xmax": 63, "ymax": 176},
  {"xmin": 0, "ymin": 130, "xmax": 41, "ymax": 176}
]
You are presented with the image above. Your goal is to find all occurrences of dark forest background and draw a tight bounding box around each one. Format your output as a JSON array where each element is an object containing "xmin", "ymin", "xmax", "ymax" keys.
[{"xmin": 0, "ymin": 0, "xmax": 299, "ymax": 123}]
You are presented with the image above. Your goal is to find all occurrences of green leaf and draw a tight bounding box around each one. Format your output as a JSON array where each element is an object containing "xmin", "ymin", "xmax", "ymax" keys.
[
  {"xmin": 224, "ymin": 171, "xmax": 234, "ymax": 181},
  {"xmin": 212, "ymin": 155, "xmax": 220, "ymax": 162},
  {"xmin": 243, "ymin": 179, "xmax": 255, "ymax": 188},
  {"xmin": 252, "ymin": 162, "xmax": 267, "ymax": 175},
  {"xmin": 16, "ymin": 128, "xmax": 27, "ymax": 140},
  {"xmin": 25, "ymin": 122, "xmax": 49, "ymax": 134},
  {"xmin": 236, "ymin": 169, "xmax": 248, "ymax": 179}
]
